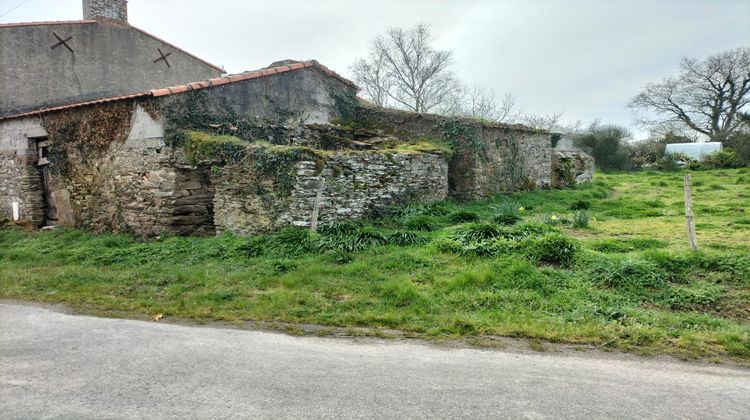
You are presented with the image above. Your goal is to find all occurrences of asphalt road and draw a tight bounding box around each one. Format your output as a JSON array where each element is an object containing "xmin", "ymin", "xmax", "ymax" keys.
[{"xmin": 1, "ymin": 302, "xmax": 749, "ymax": 419}]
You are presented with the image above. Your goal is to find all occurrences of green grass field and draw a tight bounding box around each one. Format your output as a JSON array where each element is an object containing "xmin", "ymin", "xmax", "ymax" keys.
[{"xmin": 1, "ymin": 168, "xmax": 749, "ymax": 363}]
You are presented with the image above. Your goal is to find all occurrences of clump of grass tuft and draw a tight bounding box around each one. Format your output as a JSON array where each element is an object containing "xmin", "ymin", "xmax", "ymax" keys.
[
  {"xmin": 266, "ymin": 228, "xmax": 318, "ymax": 256},
  {"xmin": 403, "ymin": 215, "xmax": 440, "ymax": 231},
  {"xmin": 569, "ymin": 199, "xmax": 591, "ymax": 210},
  {"xmin": 318, "ymin": 227, "xmax": 388, "ymax": 253},
  {"xmin": 506, "ymin": 223, "xmax": 559, "ymax": 240},
  {"xmin": 387, "ymin": 231, "xmax": 428, "ymax": 246},
  {"xmin": 521, "ymin": 234, "xmax": 579, "ymax": 266},
  {"xmin": 591, "ymin": 238, "xmax": 667, "ymax": 254},
  {"xmin": 397, "ymin": 201, "xmax": 456, "ymax": 218},
  {"xmin": 542, "ymin": 213, "xmax": 567, "ymax": 226},
  {"xmin": 327, "ymin": 249, "xmax": 354, "ymax": 264},
  {"xmin": 447, "ymin": 210, "xmax": 480, "ymax": 224},
  {"xmin": 431, "ymin": 237, "xmax": 465, "ymax": 254},
  {"xmin": 491, "ymin": 200, "xmax": 523, "ymax": 225},
  {"xmin": 318, "ymin": 221, "xmax": 362, "ymax": 236},
  {"xmin": 452, "ymin": 222, "xmax": 505, "ymax": 243},
  {"xmin": 572, "ymin": 211, "xmax": 590, "ymax": 229},
  {"xmin": 586, "ymin": 256, "xmax": 665, "ymax": 289},
  {"xmin": 235, "ymin": 236, "xmax": 266, "ymax": 258}
]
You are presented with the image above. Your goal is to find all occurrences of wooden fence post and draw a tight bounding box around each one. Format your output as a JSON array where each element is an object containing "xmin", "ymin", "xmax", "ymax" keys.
[
  {"xmin": 309, "ymin": 178, "xmax": 326, "ymax": 232},
  {"xmin": 684, "ymin": 174, "xmax": 699, "ymax": 251}
]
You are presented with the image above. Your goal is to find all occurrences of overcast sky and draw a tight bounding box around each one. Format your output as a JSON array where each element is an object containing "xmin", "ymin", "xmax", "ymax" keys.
[{"xmin": 2, "ymin": 0, "xmax": 749, "ymax": 138}]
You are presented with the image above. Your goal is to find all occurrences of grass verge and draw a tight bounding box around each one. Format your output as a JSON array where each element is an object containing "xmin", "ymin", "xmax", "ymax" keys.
[{"xmin": 1, "ymin": 168, "xmax": 749, "ymax": 364}]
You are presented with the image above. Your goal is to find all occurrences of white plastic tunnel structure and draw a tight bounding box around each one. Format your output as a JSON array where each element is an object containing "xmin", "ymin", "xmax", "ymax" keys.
[{"xmin": 664, "ymin": 142, "xmax": 723, "ymax": 161}]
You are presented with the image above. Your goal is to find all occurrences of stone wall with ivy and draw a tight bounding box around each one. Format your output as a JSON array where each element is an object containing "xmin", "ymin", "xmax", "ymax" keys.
[
  {"xmin": 211, "ymin": 147, "xmax": 448, "ymax": 235},
  {"xmin": 34, "ymin": 103, "xmax": 214, "ymax": 235},
  {"xmin": 157, "ymin": 67, "xmax": 357, "ymax": 148},
  {"xmin": 354, "ymin": 107, "xmax": 555, "ymax": 200}
]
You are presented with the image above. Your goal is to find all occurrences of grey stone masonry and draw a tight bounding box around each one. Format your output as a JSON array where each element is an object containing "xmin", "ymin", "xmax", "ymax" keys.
[
  {"xmin": 212, "ymin": 150, "xmax": 449, "ymax": 236},
  {"xmin": 0, "ymin": 118, "xmax": 45, "ymax": 225},
  {"xmin": 83, "ymin": 0, "xmax": 128, "ymax": 23},
  {"xmin": 551, "ymin": 150, "xmax": 595, "ymax": 188}
]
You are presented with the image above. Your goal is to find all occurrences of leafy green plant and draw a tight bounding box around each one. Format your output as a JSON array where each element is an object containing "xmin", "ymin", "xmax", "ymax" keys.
[
  {"xmin": 573, "ymin": 211, "xmax": 590, "ymax": 229},
  {"xmin": 703, "ymin": 149, "xmax": 742, "ymax": 169},
  {"xmin": 657, "ymin": 154, "xmax": 682, "ymax": 171}
]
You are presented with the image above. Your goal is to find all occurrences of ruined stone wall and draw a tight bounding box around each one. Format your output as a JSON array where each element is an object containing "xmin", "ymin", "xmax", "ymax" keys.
[
  {"xmin": 354, "ymin": 107, "xmax": 553, "ymax": 200},
  {"xmin": 36, "ymin": 102, "xmax": 214, "ymax": 236},
  {"xmin": 0, "ymin": 118, "xmax": 45, "ymax": 225},
  {"xmin": 211, "ymin": 149, "xmax": 448, "ymax": 235}
]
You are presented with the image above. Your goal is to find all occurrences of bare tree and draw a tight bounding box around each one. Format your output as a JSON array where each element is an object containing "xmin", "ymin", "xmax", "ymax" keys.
[
  {"xmin": 433, "ymin": 85, "xmax": 518, "ymax": 123},
  {"xmin": 351, "ymin": 24, "xmax": 459, "ymax": 113},
  {"xmin": 517, "ymin": 111, "xmax": 566, "ymax": 132},
  {"xmin": 461, "ymin": 86, "xmax": 517, "ymax": 122},
  {"xmin": 629, "ymin": 47, "xmax": 750, "ymax": 142},
  {"xmin": 350, "ymin": 54, "xmax": 391, "ymax": 107}
]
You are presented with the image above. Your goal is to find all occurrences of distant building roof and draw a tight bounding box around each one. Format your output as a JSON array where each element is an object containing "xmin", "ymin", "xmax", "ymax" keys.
[{"xmin": 665, "ymin": 142, "xmax": 723, "ymax": 161}]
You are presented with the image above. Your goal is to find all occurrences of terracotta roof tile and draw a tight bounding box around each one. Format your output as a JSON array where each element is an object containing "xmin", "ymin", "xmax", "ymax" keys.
[
  {"xmin": 0, "ymin": 61, "xmax": 358, "ymax": 121},
  {"xmin": 0, "ymin": 92, "xmax": 151, "ymax": 120}
]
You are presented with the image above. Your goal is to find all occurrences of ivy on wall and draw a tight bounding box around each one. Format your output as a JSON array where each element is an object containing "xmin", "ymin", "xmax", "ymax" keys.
[
  {"xmin": 160, "ymin": 90, "xmax": 295, "ymax": 148},
  {"xmin": 41, "ymin": 101, "xmax": 136, "ymax": 176},
  {"xmin": 439, "ymin": 118, "xmax": 485, "ymax": 156},
  {"xmin": 183, "ymin": 130, "xmax": 247, "ymax": 164}
]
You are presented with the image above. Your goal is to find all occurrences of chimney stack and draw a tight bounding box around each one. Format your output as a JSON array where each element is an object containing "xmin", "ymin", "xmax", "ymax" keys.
[{"xmin": 83, "ymin": 0, "xmax": 128, "ymax": 24}]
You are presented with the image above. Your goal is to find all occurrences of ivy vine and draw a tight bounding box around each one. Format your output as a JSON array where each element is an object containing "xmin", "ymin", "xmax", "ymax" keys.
[{"xmin": 439, "ymin": 119, "xmax": 485, "ymax": 156}]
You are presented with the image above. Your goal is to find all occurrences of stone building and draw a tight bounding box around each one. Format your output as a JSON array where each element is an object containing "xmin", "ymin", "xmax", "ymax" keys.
[
  {"xmin": 0, "ymin": 0, "xmax": 223, "ymax": 118},
  {"xmin": 0, "ymin": 1, "xmax": 594, "ymax": 236}
]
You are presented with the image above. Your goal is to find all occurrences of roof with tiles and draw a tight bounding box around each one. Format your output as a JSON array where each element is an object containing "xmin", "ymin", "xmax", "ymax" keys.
[{"xmin": 0, "ymin": 60, "xmax": 357, "ymax": 121}]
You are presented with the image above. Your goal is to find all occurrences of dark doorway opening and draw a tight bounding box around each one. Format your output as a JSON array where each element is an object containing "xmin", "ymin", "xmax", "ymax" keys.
[{"xmin": 34, "ymin": 138, "xmax": 57, "ymax": 225}]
